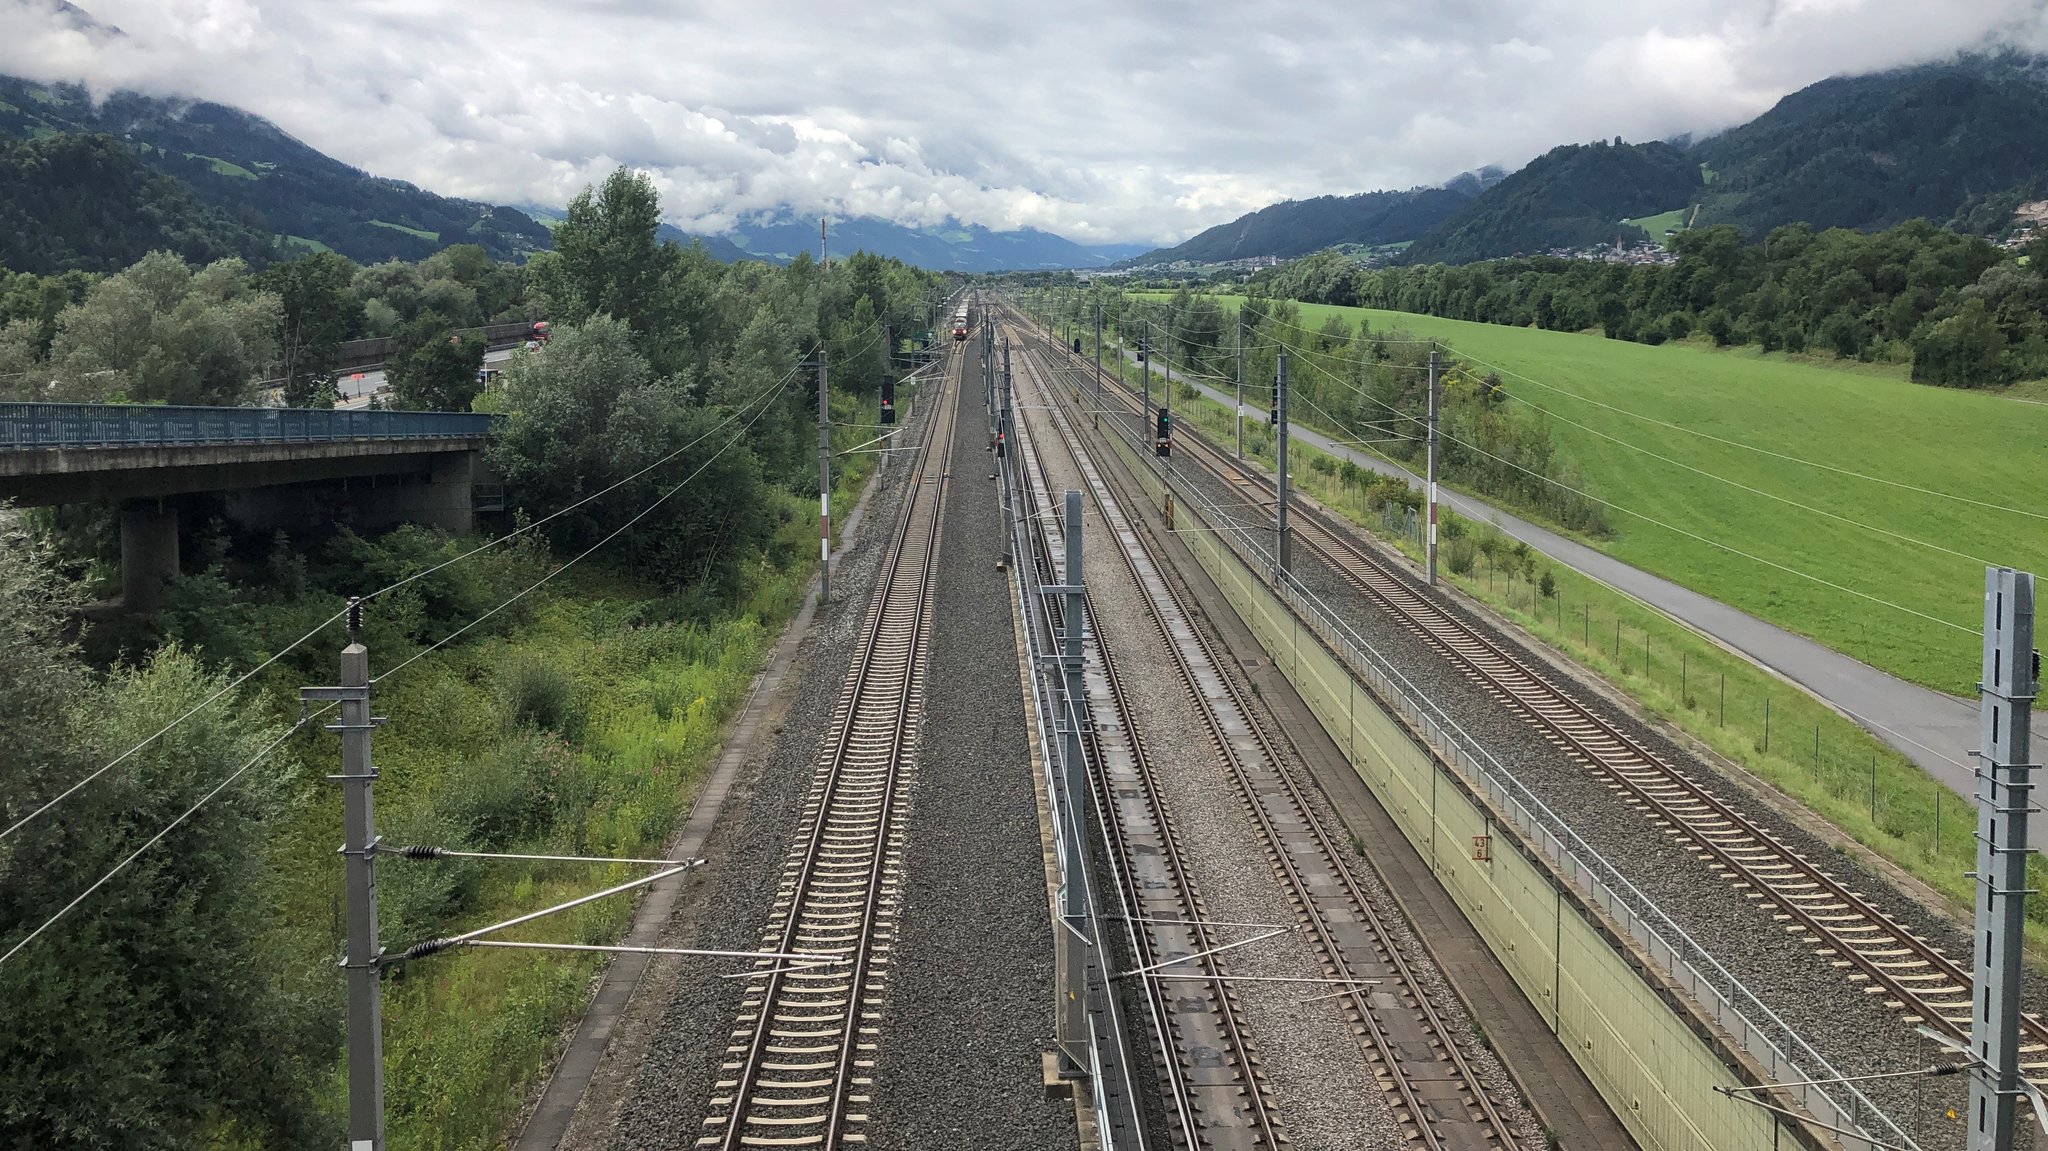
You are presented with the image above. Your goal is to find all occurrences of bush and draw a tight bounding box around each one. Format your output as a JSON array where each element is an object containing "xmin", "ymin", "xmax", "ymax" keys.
[
  {"xmin": 1538, "ymin": 568, "xmax": 1557, "ymax": 599},
  {"xmin": 439, "ymin": 732, "xmax": 580, "ymax": 850},
  {"xmin": 499, "ymin": 655, "xmax": 585, "ymax": 739},
  {"xmin": 1447, "ymin": 536, "xmax": 1477, "ymax": 575}
]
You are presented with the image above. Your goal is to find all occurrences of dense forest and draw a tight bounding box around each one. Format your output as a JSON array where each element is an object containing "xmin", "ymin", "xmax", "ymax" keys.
[
  {"xmin": 1250, "ymin": 220, "xmax": 2045, "ymax": 387},
  {"xmin": 0, "ymin": 167, "xmax": 948, "ymax": 1148},
  {"xmin": 0, "ymin": 133, "xmax": 275, "ymax": 273},
  {"xmin": 1693, "ymin": 52, "xmax": 2048, "ymax": 237}
]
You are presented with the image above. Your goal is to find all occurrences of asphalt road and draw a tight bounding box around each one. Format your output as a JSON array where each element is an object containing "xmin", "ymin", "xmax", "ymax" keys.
[
  {"xmin": 1095, "ymin": 341, "xmax": 2041, "ymax": 799},
  {"xmin": 336, "ymin": 345, "xmax": 519, "ymax": 409}
]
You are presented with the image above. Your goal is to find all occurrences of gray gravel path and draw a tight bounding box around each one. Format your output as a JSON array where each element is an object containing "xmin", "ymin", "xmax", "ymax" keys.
[
  {"xmin": 601, "ymin": 395, "xmax": 930, "ymax": 1151},
  {"xmin": 860, "ymin": 362, "xmax": 1077, "ymax": 1150}
]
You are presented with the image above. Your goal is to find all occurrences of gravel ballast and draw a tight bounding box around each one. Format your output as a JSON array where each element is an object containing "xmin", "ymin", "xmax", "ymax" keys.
[
  {"xmin": 595, "ymin": 389, "xmax": 933, "ymax": 1151},
  {"xmin": 1151, "ymin": 411, "xmax": 2002, "ymax": 1149},
  {"xmin": 858, "ymin": 360, "xmax": 1077, "ymax": 1149},
  {"xmin": 1016, "ymin": 352, "xmax": 1559, "ymax": 1151}
]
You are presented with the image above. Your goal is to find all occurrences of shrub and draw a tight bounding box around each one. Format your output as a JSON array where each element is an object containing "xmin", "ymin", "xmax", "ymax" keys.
[
  {"xmin": 499, "ymin": 655, "xmax": 586, "ymax": 739},
  {"xmin": 1447, "ymin": 537, "xmax": 1477, "ymax": 575},
  {"xmin": 1538, "ymin": 568, "xmax": 1557, "ymax": 599}
]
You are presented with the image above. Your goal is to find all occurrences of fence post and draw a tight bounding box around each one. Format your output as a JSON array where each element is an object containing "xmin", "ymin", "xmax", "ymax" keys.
[
  {"xmin": 1682, "ymin": 652, "xmax": 1688, "ymax": 703},
  {"xmin": 1720, "ymin": 673, "xmax": 1726, "ymax": 727},
  {"xmin": 1870, "ymin": 755, "xmax": 1877, "ymax": 820},
  {"xmin": 1764, "ymin": 697, "xmax": 1771, "ymax": 753}
]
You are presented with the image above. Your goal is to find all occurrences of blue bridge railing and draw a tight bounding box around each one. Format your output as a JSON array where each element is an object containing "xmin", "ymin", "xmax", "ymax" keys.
[{"xmin": 0, "ymin": 403, "xmax": 499, "ymax": 451}]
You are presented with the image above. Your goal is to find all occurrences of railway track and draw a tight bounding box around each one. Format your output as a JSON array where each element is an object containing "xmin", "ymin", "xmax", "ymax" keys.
[
  {"xmin": 1006, "ymin": 316, "xmax": 1519, "ymax": 1151},
  {"xmin": 696, "ymin": 345, "xmax": 959, "ymax": 1150},
  {"xmin": 1043, "ymin": 310, "xmax": 2048, "ymax": 1080},
  {"xmin": 1011, "ymin": 340, "xmax": 1286, "ymax": 1151}
]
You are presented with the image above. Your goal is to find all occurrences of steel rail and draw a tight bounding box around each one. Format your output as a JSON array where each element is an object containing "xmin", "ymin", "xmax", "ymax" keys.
[
  {"xmin": 699, "ymin": 343, "xmax": 958, "ymax": 1150},
  {"xmin": 1008, "ymin": 343, "xmax": 1284, "ymax": 1150},
  {"xmin": 1013, "ymin": 326, "xmax": 1516, "ymax": 1150},
  {"xmin": 1059, "ymin": 314, "xmax": 2048, "ymax": 1082}
]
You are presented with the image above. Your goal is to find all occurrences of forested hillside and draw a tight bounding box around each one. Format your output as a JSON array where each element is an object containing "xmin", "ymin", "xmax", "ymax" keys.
[
  {"xmin": 0, "ymin": 133, "xmax": 273, "ymax": 273},
  {"xmin": 1132, "ymin": 53, "xmax": 2048, "ymax": 270},
  {"xmin": 0, "ymin": 76, "xmax": 555, "ymax": 265},
  {"xmin": 1693, "ymin": 52, "xmax": 2048, "ymax": 237},
  {"xmin": 725, "ymin": 216, "xmax": 1127, "ymax": 270},
  {"xmin": 1401, "ymin": 140, "xmax": 1702, "ymax": 264},
  {"xmin": 1131, "ymin": 184, "xmax": 1480, "ymax": 265}
]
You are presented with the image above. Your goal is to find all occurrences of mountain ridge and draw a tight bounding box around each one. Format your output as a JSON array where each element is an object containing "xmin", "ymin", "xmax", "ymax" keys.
[
  {"xmin": 0, "ymin": 73, "xmax": 1132, "ymax": 273},
  {"xmin": 1127, "ymin": 51, "xmax": 2048, "ymax": 269}
]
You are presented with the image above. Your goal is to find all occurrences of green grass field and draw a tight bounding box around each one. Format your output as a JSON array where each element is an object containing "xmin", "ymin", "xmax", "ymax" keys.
[
  {"xmin": 1623, "ymin": 208, "xmax": 1686, "ymax": 242},
  {"xmin": 184, "ymin": 152, "xmax": 258, "ymax": 179},
  {"xmin": 370, "ymin": 219, "xmax": 440, "ymax": 241},
  {"xmin": 1190, "ymin": 296, "xmax": 2048, "ymax": 694},
  {"xmin": 1072, "ymin": 309, "xmax": 2048, "ymax": 950}
]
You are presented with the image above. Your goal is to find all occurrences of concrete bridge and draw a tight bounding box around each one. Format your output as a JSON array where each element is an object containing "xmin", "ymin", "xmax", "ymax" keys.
[{"xmin": 0, "ymin": 402, "xmax": 497, "ymax": 610}]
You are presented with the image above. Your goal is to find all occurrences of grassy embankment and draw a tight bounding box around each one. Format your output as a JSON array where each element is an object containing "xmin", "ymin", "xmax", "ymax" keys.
[
  {"xmin": 1169, "ymin": 294, "xmax": 2048, "ymax": 695},
  {"xmin": 1073, "ymin": 301, "xmax": 2048, "ymax": 945},
  {"xmin": 248, "ymin": 390, "xmax": 892, "ymax": 1150}
]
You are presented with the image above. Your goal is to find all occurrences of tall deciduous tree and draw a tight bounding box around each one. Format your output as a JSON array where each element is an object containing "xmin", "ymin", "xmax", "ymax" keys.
[
  {"xmin": 0, "ymin": 514, "xmax": 326, "ymax": 1149},
  {"xmin": 388, "ymin": 311, "xmax": 484, "ymax": 411},
  {"xmin": 255, "ymin": 251, "xmax": 360, "ymax": 407},
  {"xmin": 488, "ymin": 317, "xmax": 773, "ymax": 601},
  {"xmin": 45, "ymin": 252, "xmax": 280, "ymax": 405},
  {"xmin": 538, "ymin": 168, "xmax": 685, "ymax": 369}
]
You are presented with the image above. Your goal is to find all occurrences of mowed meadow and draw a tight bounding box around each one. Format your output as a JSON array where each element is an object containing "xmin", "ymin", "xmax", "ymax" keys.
[{"xmin": 1199, "ymin": 295, "xmax": 2048, "ymax": 693}]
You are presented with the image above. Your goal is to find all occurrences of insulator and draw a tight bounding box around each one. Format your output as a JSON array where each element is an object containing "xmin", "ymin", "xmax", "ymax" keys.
[{"xmin": 403, "ymin": 938, "xmax": 453, "ymax": 961}]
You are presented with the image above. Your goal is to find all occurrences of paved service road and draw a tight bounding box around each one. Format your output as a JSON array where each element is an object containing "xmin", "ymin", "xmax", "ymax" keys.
[{"xmin": 1098, "ymin": 342, "xmax": 2041, "ymax": 799}]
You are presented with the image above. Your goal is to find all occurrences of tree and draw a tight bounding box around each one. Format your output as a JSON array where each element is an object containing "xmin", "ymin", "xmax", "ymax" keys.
[
  {"xmin": 0, "ymin": 514, "xmax": 326, "ymax": 1149},
  {"xmin": 387, "ymin": 311, "xmax": 484, "ymax": 411},
  {"xmin": 255, "ymin": 251, "xmax": 359, "ymax": 407},
  {"xmin": 488, "ymin": 317, "xmax": 774, "ymax": 600},
  {"xmin": 830, "ymin": 295, "xmax": 887, "ymax": 397},
  {"xmin": 44, "ymin": 252, "xmax": 280, "ymax": 405},
  {"xmin": 1912, "ymin": 298, "xmax": 2007, "ymax": 386},
  {"xmin": 539, "ymin": 168, "xmax": 682, "ymax": 361}
]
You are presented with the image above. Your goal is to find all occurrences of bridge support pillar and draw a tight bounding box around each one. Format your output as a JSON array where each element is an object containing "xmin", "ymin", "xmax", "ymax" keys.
[
  {"xmin": 409, "ymin": 451, "xmax": 475, "ymax": 535},
  {"xmin": 121, "ymin": 500, "xmax": 179, "ymax": 613}
]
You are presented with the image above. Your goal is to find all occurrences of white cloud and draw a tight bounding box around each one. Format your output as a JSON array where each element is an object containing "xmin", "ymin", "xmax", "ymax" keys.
[{"xmin": 1, "ymin": 0, "xmax": 2045, "ymax": 245}]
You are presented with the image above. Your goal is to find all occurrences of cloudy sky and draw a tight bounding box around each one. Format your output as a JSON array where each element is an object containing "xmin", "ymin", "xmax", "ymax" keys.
[{"xmin": 4, "ymin": 0, "xmax": 2047, "ymax": 245}]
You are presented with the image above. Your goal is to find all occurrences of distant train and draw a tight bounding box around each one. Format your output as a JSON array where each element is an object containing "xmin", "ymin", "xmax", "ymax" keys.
[
  {"xmin": 950, "ymin": 308, "xmax": 970, "ymax": 341},
  {"xmin": 1155, "ymin": 407, "xmax": 1172, "ymax": 458}
]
